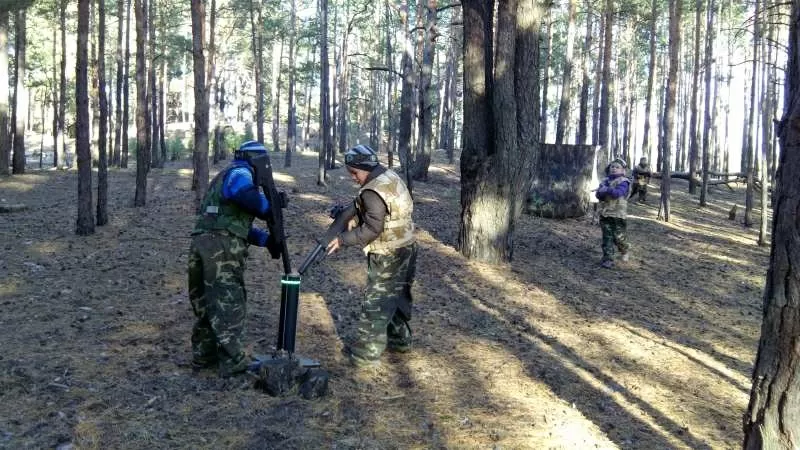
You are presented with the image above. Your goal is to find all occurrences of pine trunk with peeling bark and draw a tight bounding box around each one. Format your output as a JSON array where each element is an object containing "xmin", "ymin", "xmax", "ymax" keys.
[
  {"xmin": 76, "ymin": 0, "xmax": 94, "ymax": 235},
  {"xmin": 743, "ymin": 5, "xmax": 800, "ymax": 444}
]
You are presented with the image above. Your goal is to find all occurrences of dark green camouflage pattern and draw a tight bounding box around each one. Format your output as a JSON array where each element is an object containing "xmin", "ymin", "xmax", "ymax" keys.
[
  {"xmin": 188, "ymin": 232, "xmax": 250, "ymax": 375},
  {"xmin": 348, "ymin": 242, "xmax": 418, "ymax": 363},
  {"xmin": 599, "ymin": 216, "xmax": 629, "ymax": 262}
]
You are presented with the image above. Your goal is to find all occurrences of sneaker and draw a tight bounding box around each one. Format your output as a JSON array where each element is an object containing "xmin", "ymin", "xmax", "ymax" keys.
[
  {"xmin": 601, "ymin": 260, "xmax": 615, "ymax": 269},
  {"xmin": 621, "ymin": 253, "xmax": 629, "ymax": 262}
]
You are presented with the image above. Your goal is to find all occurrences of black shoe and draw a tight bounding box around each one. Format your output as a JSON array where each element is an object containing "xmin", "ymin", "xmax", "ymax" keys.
[{"xmin": 191, "ymin": 357, "xmax": 218, "ymax": 371}]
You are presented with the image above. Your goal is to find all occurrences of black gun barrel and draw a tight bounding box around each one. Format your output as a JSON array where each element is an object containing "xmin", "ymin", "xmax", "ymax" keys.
[
  {"xmin": 298, "ymin": 243, "xmax": 325, "ymax": 275},
  {"xmin": 296, "ymin": 204, "xmax": 356, "ymax": 276}
]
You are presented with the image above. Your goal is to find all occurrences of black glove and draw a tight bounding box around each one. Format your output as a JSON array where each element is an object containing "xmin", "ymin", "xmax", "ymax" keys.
[{"xmin": 266, "ymin": 234, "xmax": 282, "ymax": 259}]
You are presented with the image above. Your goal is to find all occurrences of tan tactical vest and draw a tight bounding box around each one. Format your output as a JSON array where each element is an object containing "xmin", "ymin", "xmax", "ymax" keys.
[
  {"xmin": 597, "ymin": 176, "xmax": 630, "ymax": 219},
  {"xmin": 358, "ymin": 169, "xmax": 415, "ymax": 254}
]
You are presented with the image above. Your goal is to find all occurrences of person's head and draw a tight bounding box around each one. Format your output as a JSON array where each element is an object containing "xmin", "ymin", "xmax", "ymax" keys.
[
  {"xmin": 639, "ymin": 156, "xmax": 648, "ymax": 165},
  {"xmin": 234, "ymin": 140, "xmax": 267, "ymax": 161},
  {"xmin": 344, "ymin": 144, "xmax": 379, "ymax": 185},
  {"xmin": 605, "ymin": 158, "xmax": 627, "ymax": 176}
]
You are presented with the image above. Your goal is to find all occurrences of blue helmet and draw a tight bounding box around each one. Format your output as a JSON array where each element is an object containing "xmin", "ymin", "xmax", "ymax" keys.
[{"xmin": 234, "ymin": 140, "xmax": 267, "ymax": 161}]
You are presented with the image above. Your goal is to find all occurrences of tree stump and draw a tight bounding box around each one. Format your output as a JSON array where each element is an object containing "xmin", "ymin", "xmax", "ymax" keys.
[{"xmin": 527, "ymin": 144, "xmax": 601, "ymax": 219}]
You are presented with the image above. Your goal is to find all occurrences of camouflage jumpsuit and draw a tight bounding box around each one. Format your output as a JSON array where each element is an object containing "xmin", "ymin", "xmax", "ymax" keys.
[
  {"xmin": 342, "ymin": 168, "xmax": 417, "ymax": 364},
  {"xmin": 188, "ymin": 161, "xmax": 269, "ymax": 376}
]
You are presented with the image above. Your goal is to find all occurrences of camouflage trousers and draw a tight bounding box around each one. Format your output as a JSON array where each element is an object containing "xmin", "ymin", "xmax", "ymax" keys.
[
  {"xmin": 631, "ymin": 182, "xmax": 648, "ymax": 202},
  {"xmin": 599, "ymin": 216, "xmax": 629, "ymax": 262},
  {"xmin": 349, "ymin": 242, "xmax": 418, "ymax": 362},
  {"xmin": 188, "ymin": 232, "xmax": 249, "ymax": 372}
]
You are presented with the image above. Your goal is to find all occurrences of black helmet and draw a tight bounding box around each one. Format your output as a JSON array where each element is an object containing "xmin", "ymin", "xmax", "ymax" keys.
[
  {"xmin": 234, "ymin": 140, "xmax": 267, "ymax": 161},
  {"xmin": 343, "ymin": 144, "xmax": 378, "ymax": 170}
]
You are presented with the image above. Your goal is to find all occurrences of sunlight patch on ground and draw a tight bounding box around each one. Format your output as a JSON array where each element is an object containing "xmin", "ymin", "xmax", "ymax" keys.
[
  {"xmin": 273, "ymin": 172, "xmax": 296, "ymax": 184},
  {"xmin": 457, "ymin": 260, "xmax": 747, "ymax": 449},
  {"xmin": 407, "ymin": 341, "xmax": 618, "ymax": 449},
  {"xmin": 0, "ymin": 174, "xmax": 51, "ymax": 195}
]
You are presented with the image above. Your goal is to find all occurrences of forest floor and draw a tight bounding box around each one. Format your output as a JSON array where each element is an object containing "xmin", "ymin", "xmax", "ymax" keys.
[{"xmin": 0, "ymin": 147, "xmax": 768, "ymax": 449}]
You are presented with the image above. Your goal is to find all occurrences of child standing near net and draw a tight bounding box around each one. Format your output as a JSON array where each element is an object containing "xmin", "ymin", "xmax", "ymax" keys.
[{"xmin": 595, "ymin": 158, "xmax": 631, "ymax": 268}]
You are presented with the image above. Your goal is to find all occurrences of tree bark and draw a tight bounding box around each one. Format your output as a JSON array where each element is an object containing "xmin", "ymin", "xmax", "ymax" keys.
[
  {"xmin": 700, "ymin": 0, "xmax": 716, "ymax": 206},
  {"xmin": 317, "ymin": 0, "xmax": 330, "ymax": 185},
  {"xmin": 121, "ymin": 0, "xmax": 131, "ymax": 168},
  {"xmin": 285, "ymin": 0, "xmax": 297, "ymax": 167},
  {"xmin": 659, "ymin": 0, "xmax": 681, "ymax": 222},
  {"xmin": 641, "ymin": 0, "xmax": 658, "ymax": 162},
  {"xmin": 555, "ymin": 0, "xmax": 576, "ymax": 145},
  {"xmin": 743, "ymin": 5, "xmax": 800, "ymax": 445},
  {"xmin": 97, "ymin": 0, "xmax": 109, "ymax": 226},
  {"xmin": 458, "ymin": 0, "xmax": 540, "ymax": 263},
  {"xmin": 191, "ymin": 0, "xmax": 209, "ymax": 211},
  {"xmin": 11, "ymin": 8, "xmax": 27, "ymax": 174},
  {"xmin": 113, "ymin": 0, "xmax": 124, "ymax": 167},
  {"xmin": 76, "ymin": 0, "xmax": 94, "ymax": 235},
  {"xmin": 134, "ymin": 0, "xmax": 149, "ymax": 206},
  {"xmin": 0, "ymin": 9, "xmax": 8, "ymax": 176}
]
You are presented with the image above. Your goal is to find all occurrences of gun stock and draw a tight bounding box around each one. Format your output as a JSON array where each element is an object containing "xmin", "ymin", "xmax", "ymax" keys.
[{"xmin": 248, "ymin": 153, "xmax": 291, "ymax": 274}]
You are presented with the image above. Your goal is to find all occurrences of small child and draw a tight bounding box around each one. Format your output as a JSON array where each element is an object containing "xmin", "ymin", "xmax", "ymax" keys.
[{"xmin": 595, "ymin": 158, "xmax": 631, "ymax": 268}]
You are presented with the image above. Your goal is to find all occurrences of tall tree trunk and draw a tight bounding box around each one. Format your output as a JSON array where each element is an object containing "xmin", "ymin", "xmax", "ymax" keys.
[
  {"xmin": 577, "ymin": 10, "xmax": 591, "ymax": 145},
  {"xmin": 459, "ymin": 0, "xmax": 540, "ymax": 263},
  {"xmin": 97, "ymin": 0, "xmax": 109, "ymax": 226},
  {"xmin": 744, "ymin": 0, "xmax": 760, "ymax": 227},
  {"xmin": 272, "ymin": 39, "xmax": 283, "ymax": 153},
  {"xmin": 76, "ymin": 0, "xmax": 94, "ymax": 235},
  {"xmin": 249, "ymin": 0, "xmax": 264, "ymax": 143},
  {"xmin": 412, "ymin": 0, "xmax": 436, "ymax": 181},
  {"xmin": 149, "ymin": 0, "xmax": 160, "ymax": 169},
  {"xmin": 641, "ymin": 0, "xmax": 658, "ymax": 161},
  {"xmin": 757, "ymin": 18, "xmax": 774, "ymax": 247},
  {"xmin": 660, "ymin": 0, "xmax": 681, "ymax": 222},
  {"xmin": 539, "ymin": 12, "xmax": 551, "ymax": 141},
  {"xmin": 121, "ymin": 0, "xmax": 131, "ymax": 168},
  {"xmin": 134, "ymin": 0, "xmax": 149, "ymax": 206},
  {"xmin": 113, "ymin": 0, "xmax": 124, "ymax": 166},
  {"xmin": 317, "ymin": 0, "xmax": 330, "ymax": 185},
  {"xmin": 50, "ymin": 20, "xmax": 58, "ymax": 169},
  {"xmin": 743, "ymin": 6, "xmax": 800, "ymax": 445},
  {"xmin": 285, "ymin": 0, "xmax": 297, "ymax": 167},
  {"xmin": 12, "ymin": 8, "xmax": 27, "ymax": 174},
  {"xmin": 384, "ymin": 0, "xmax": 395, "ymax": 167},
  {"xmin": 598, "ymin": 0, "xmax": 613, "ymax": 151},
  {"xmin": 0, "ymin": 10, "xmax": 9, "ymax": 176},
  {"xmin": 699, "ymin": 0, "xmax": 715, "ymax": 206},
  {"xmin": 159, "ymin": 57, "xmax": 167, "ymax": 164},
  {"xmin": 191, "ymin": 0, "xmax": 209, "ymax": 211},
  {"xmin": 687, "ymin": 0, "xmax": 702, "ymax": 194},
  {"xmin": 555, "ymin": 0, "xmax": 576, "ymax": 144},
  {"xmin": 206, "ymin": 0, "xmax": 217, "ymax": 164},
  {"xmin": 397, "ymin": 0, "xmax": 414, "ymax": 190}
]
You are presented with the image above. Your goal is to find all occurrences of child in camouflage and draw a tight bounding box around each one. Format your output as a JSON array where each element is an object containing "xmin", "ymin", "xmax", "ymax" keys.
[{"xmin": 595, "ymin": 158, "xmax": 631, "ymax": 268}]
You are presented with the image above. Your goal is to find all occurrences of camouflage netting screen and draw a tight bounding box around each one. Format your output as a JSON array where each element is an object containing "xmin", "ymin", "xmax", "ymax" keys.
[{"xmin": 526, "ymin": 144, "xmax": 602, "ymax": 219}]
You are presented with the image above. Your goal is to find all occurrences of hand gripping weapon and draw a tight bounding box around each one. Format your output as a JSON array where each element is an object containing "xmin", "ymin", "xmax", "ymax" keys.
[
  {"xmin": 246, "ymin": 153, "xmax": 328, "ymax": 399},
  {"xmin": 297, "ymin": 203, "xmax": 356, "ymax": 276}
]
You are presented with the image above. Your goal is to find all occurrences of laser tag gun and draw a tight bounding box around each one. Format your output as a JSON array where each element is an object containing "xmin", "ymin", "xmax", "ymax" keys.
[
  {"xmin": 247, "ymin": 152, "xmax": 291, "ymax": 274},
  {"xmin": 245, "ymin": 151, "xmax": 329, "ymax": 399},
  {"xmin": 297, "ymin": 203, "xmax": 357, "ymax": 276}
]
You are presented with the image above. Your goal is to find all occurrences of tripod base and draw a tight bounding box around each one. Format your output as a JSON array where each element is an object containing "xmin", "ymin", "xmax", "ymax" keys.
[{"xmin": 248, "ymin": 354, "xmax": 328, "ymax": 399}]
